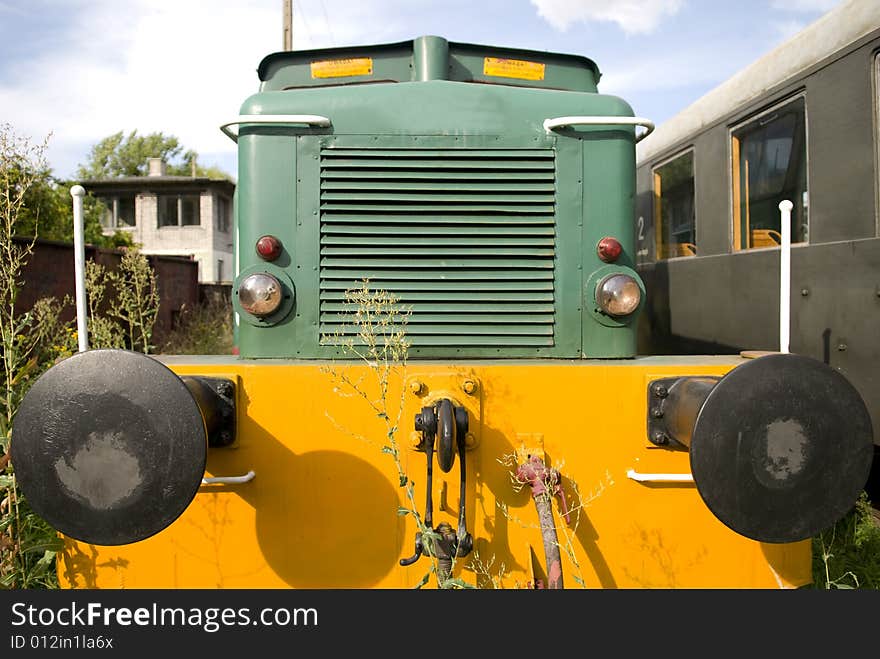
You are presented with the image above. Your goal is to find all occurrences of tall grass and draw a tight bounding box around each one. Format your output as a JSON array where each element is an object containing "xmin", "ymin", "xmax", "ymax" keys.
[
  {"xmin": 157, "ymin": 293, "xmax": 233, "ymax": 355},
  {"xmin": 809, "ymin": 492, "xmax": 880, "ymax": 589},
  {"xmin": 1, "ymin": 123, "xmax": 172, "ymax": 588}
]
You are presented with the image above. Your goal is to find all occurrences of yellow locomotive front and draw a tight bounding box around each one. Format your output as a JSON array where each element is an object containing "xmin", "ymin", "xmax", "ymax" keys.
[{"xmin": 10, "ymin": 36, "xmax": 874, "ymax": 589}]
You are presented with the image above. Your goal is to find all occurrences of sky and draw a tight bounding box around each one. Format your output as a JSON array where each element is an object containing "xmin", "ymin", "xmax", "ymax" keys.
[{"xmin": 0, "ymin": 0, "xmax": 845, "ymax": 181}]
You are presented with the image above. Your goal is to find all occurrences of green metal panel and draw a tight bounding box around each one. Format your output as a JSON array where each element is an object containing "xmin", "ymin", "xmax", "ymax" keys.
[
  {"xmin": 449, "ymin": 42, "xmax": 598, "ymax": 91},
  {"xmin": 581, "ymin": 132, "xmax": 641, "ymax": 357},
  {"xmin": 309, "ymin": 135, "xmax": 579, "ymax": 358},
  {"xmin": 258, "ymin": 35, "xmax": 599, "ymax": 92},
  {"xmin": 233, "ymin": 50, "xmax": 642, "ymax": 359}
]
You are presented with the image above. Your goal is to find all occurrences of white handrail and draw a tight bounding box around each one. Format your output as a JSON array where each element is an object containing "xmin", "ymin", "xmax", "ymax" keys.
[
  {"xmin": 778, "ymin": 200, "xmax": 793, "ymax": 354},
  {"xmin": 543, "ymin": 116, "xmax": 655, "ymax": 142},
  {"xmin": 220, "ymin": 114, "xmax": 332, "ymax": 142},
  {"xmin": 202, "ymin": 470, "xmax": 256, "ymax": 485},
  {"xmin": 70, "ymin": 185, "xmax": 88, "ymax": 352},
  {"xmin": 626, "ymin": 469, "xmax": 694, "ymax": 483}
]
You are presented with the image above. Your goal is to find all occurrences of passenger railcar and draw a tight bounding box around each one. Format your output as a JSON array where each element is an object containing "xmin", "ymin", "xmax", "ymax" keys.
[
  {"xmin": 9, "ymin": 33, "xmax": 874, "ymax": 589},
  {"xmin": 634, "ymin": 0, "xmax": 880, "ymax": 499}
]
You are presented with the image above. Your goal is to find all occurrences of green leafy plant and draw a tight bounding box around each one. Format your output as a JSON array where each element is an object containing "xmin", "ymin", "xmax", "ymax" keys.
[
  {"xmin": 322, "ymin": 280, "xmax": 473, "ymax": 589},
  {"xmin": 84, "ymin": 260, "xmax": 125, "ymax": 350},
  {"xmin": 85, "ymin": 249, "xmax": 159, "ymax": 353},
  {"xmin": 465, "ymin": 550, "xmax": 511, "ymax": 589},
  {"xmin": 0, "ymin": 124, "xmax": 68, "ymax": 589},
  {"xmin": 1, "ymin": 124, "xmax": 165, "ymax": 589},
  {"xmin": 108, "ymin": 249, "xmax": 160, "ymax": 354},
  {"xmin": 810, "ymin": 492, "xmax": 880, "ymax": 589},
  {"xmin": 83, "ymin": 249, "xmax": 160, "ymax": 353}
]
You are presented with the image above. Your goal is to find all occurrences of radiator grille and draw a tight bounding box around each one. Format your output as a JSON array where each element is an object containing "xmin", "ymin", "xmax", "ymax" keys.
[{"xmin": 319, "ymin": 147, "xmax": 556, "ymax": 347}]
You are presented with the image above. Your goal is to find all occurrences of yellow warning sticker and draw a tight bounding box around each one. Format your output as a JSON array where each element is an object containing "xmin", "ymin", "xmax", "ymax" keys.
[
  {"xmin": 483, "ymin": 57, "xmax": 545, "ymax": 81},
  {"xmin": 310, "ymin": 57, "xmax": 373, "ymax": 79}
]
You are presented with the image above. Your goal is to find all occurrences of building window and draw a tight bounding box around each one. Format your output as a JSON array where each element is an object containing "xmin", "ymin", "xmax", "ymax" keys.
[
  {"xmin": 181, "ymin": 196, "xmax": 199, "ymax": 226},
  {"xmin": 99, "ymin": 195, "xmax": 136, "ymax": 230},
  {"xmin": 217, "ymin": 258, "xmax": 224, "ymax": 282},
  {"xmin": 158, "ymin": 194, "xmax": 201, "ymax": 227},
  {"xmin": 653, "ymin": 150, "xmax": 696, "ymax": 259},
  {"xmin": 158, "ymin": 196, "xmax": 178, "ymax": 227},
  {"xmin": 731, "ymin": 96, "xmax": 807, "ymax": 250},
  {"xmin": 216, "ymin": 196, "xmax": 231, "ymax": 233}
]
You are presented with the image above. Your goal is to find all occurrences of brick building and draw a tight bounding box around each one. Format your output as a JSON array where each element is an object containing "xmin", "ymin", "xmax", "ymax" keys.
[{"xmin": 82, "ymin": 158, "xmax": 235, "ymax": 284}]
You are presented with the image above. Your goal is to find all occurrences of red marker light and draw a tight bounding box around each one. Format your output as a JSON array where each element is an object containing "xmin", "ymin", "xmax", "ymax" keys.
[
  {"xmin": 256, "ymin": 235, "xmax": 283, "ymax": 261},
  {"xmin": 597, "ymin": 236, "xmax": 623, "ymax": 262}
]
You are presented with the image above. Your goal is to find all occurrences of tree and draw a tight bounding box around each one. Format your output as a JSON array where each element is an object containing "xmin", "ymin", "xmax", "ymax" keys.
[
  {"xmin": 16, "ymin": 171, "xmax": 108, "ymax": 245},
  {"xmin": 0, "ymin": 128, "xmax": 118, "ymax": 246},
  {"xmin": 5, "ymin": 128, "xmax": 230, "ymax": 247},
  {"xmin": 76, "ymin": 130, "xmax": 231, "ymax": 180}
]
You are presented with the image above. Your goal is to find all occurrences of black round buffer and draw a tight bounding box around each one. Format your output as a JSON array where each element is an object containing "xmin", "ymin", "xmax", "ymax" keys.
[
  {"xmin": 653, "ymin": 353, "xmax": 874, "ymax": 544},
  {"xmin": 11, "ymin": 349, "xmax": 209, "ymax": 546}
]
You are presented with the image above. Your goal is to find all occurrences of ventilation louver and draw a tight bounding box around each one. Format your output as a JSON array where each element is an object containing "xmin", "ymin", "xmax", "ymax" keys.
[{"xmin": 319, "ymin": 147, "xmax": 556, "ymax": 347}]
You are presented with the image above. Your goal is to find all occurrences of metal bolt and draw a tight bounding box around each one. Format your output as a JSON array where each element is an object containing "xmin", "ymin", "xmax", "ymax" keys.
[
  {"xmin": 651, "ymin": 407, "xmax": 664, "ymax": 418},
  {"xmin": 464, "ymin": 432, "xmax": 476, "ymax": 448},
  {"xmin": 837, "ymin": 344, "xmax": 847, "ymax": 352},
  {"xmin": 410, "ymin": 381, "xmax": 424, "ymax": 395},
  {"xmin": 652, "ymin": 383, "xmax": 668, "ymax": 398},
  {"xmin": 410, "ymin": 431, "xmax": 423, "ymax": 449},
  {"xmin": 462, "ymin": 380, "xmax": 477, "ymax": 395},
  {"xmin": 651, "ymin": 430, "xmax": 669, "ymax": 446},
  {"xmin": 801, "ymin": 288, "xmax": 810, "ymax": 296}
]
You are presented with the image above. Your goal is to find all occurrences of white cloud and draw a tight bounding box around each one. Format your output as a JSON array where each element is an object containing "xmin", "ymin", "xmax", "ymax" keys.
[
  {"xmin": 771, "ymin": 0, "xmax": 841, "ymax": 12},
  {"xmin": 0, "ymin": 0, "xmax": 274, "ymax": 176},
  {"xmin": 0, "ymin": 0, "xmax": 404, "ymax": 178},
  {"xmin": 0, "ymin": 2, "xmax": 27, "ymax": 16},
  {"xmin": 530, "ymin": 0, "xmax": 684, "ymax": 34}
]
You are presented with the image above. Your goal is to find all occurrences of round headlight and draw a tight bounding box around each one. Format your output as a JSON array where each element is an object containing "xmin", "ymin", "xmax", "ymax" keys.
[
  {"xmin": 595, "ymin": 273, "xmax": 641, "ymax": 316},
  {"xmin": 238, "ymin": 273, "xmax": 283, "ymax": 317}
]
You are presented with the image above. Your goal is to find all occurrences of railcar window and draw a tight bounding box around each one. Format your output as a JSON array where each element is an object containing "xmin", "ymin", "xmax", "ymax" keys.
[
  {"xmin": 158, "ymin": 194, "xmax": 201, "ymax": 228},
  {"xmin": 731, "ymin": 97, "xmax": 807, "ymax": 250},
  {"xmin": 652, "ymin": 150, "xmax": 696, "ymax": 259}
]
